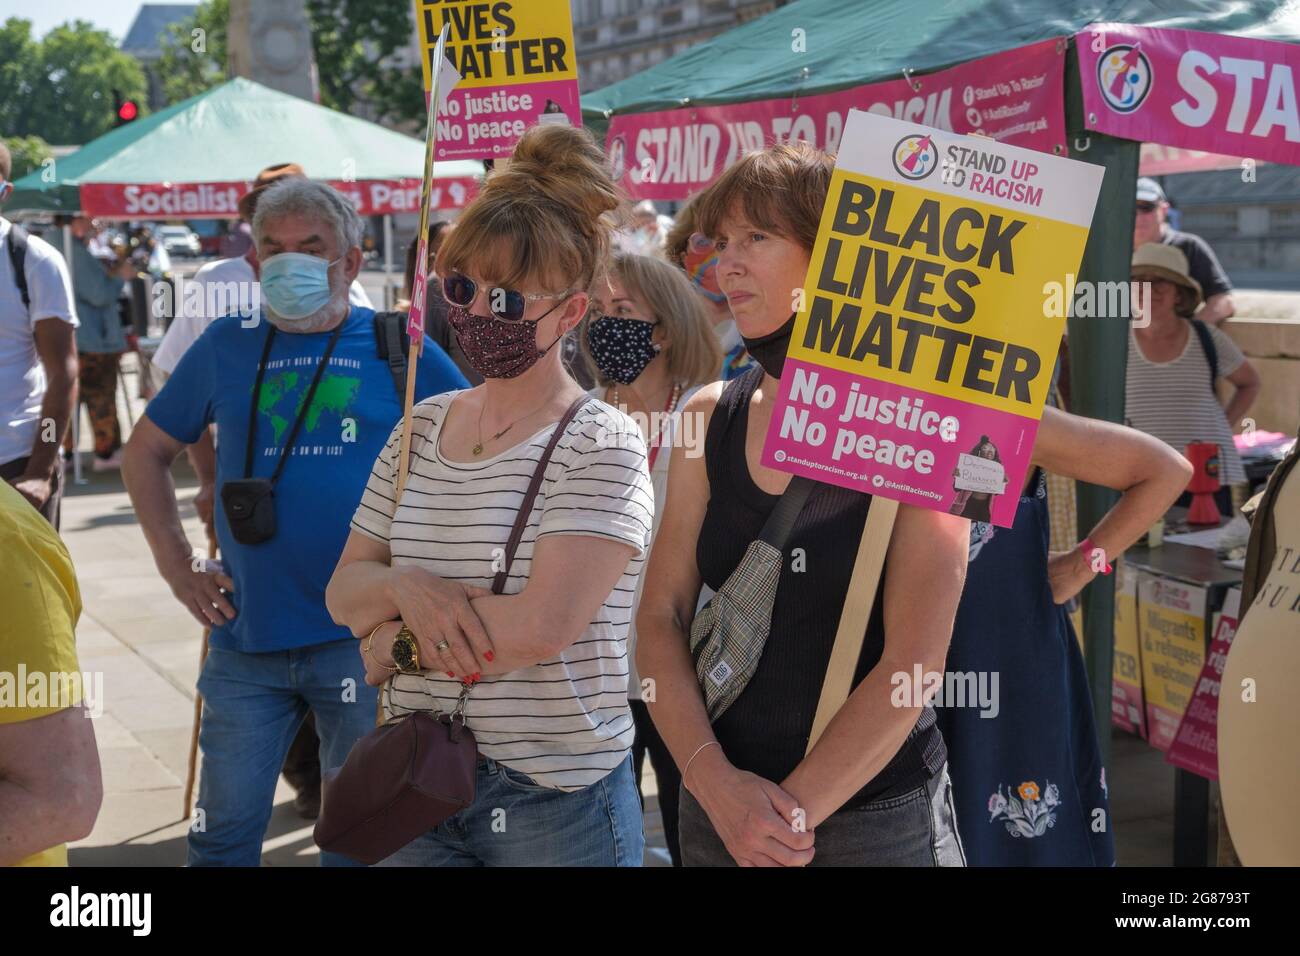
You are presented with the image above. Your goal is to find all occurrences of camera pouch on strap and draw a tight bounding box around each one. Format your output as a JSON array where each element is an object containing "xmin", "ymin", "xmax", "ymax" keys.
[
  {"xmin": 689, "ymin": 475, "xmax": 815, "ymax": 722},
  {"xmin": 220, "ymin": 478, "xmax": 277, "ymax": 545},
  {"xmin": 220, "ymin": 322, "xmax": 344, "ymax": 545}
]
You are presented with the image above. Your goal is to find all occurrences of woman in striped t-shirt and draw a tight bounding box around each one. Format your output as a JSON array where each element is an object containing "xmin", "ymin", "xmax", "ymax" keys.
[
  {"xmin": 1127, "ymin": 243, "xmax": 1260, "ymax": 516},
  {"xmin": 325, "ymin": 125, "xmax": 654, "ymax": 866}
]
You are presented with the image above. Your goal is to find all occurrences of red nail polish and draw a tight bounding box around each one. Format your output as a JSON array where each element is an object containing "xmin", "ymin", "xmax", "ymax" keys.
[
  {"xmin": 484, "ymin": 651, "xmax": 495, "ymax": 662},
  {"xmin": 473, "ymin": 672, "xmax": 481, "ymax": 681},
  {"xmin": 446, "ymin": 671, "xmax": 455, "ymax": 678}
]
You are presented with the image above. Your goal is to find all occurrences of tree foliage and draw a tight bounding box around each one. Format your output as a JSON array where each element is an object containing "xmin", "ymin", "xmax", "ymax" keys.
[
  {"xmin": 307, "ymin": 0, "xmax": 424, "ymax": 127},
  {"xmin": 1, "ymin": 134, "xmax": 54, "ymax": 181},
  {"xmin": 0, "ymin": 17, "xmax": 148, "ymax": 145},
  {"xmin": 156, "ymin": 0, "xmax": 230, "ymax": 105}
]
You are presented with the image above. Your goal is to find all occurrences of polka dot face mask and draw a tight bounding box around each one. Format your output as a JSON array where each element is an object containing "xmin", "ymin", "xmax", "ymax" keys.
[{"xmin": 586, "ymin": 315, "xmax": 661, "ymax": 385}]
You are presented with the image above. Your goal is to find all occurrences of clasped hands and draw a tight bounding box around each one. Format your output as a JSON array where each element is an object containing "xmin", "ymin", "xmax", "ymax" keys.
[
  {"xmin": 362, "ymin": 565, "xmax": 495, "ymax": 686},
  {"xmin": 689, "ymin": 746, "xmax": 817, "ymax": 867}
]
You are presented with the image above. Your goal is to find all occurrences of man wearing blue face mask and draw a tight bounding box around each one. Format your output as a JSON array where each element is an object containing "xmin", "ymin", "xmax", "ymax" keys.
[{"xmin": 122, "ymin": 178, "xmax": 467, "ymax": 866}]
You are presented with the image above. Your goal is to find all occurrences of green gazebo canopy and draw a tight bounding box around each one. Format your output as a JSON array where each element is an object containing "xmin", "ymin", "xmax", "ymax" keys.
[
  {"xmin": 582, "ymin": 0, "xmax": 1300, "ymax": 131},
  {"xmin": 8, "ymin": 77, "xmax": 480, "ymax": 214}
]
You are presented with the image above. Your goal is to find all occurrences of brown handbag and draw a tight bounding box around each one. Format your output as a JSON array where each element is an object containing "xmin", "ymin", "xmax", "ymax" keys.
[{"xmin": 313, "ymin": 396, "xmax": 590, "ymax": 865}]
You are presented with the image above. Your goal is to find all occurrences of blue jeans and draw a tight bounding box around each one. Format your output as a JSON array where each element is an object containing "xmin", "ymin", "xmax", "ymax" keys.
[
  {"xmin": 378, "ymin": 753, "xmax": 644, "ymax": 866},
  {"xmin": 188, "ymin": 638, "xmax": 377, "ymax": 866}
]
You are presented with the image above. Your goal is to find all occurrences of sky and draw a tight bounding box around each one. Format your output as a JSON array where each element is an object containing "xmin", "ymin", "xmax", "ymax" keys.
[{"xmin": 0, "ymin": 0, "xmax": 191, "ymax": 44}]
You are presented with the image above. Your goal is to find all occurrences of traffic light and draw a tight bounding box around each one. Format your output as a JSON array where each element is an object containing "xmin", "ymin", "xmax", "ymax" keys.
[{"xmin": 112, "ymin": 89, "xmax": 139, "ymax": 127}]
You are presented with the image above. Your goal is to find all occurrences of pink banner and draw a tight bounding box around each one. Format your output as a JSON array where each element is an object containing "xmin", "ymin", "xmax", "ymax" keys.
[
  {"xmin": 607, "ymin": 39, "xmax": 1068, "ymax": 201},
  {"xmin": 1165, "ymin": 590, "xmax": 1241, "ymax": 780},
  {"xmin": 1078, "ymin": 24, "xmax": 1300, "ymax": 166},
  {"xmin": 760, "ymin": 359, "xmax": 1039, "ymax": 526},
  {"xmin": 79, "ymin": 178, "xmax": 478, "ymax": 219},
  {"xmin": 436, "ymin": 78, "xmax": 581, "ymax": 161}
]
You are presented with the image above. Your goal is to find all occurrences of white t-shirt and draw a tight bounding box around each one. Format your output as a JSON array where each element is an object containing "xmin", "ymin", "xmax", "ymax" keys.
[
  {"xmin": 152, "ymin": 255, "xmax": 373, "ymax": 375},
  {"xmin": 588, "ymin": 385, "xmax": 703, "ymax": 701},
  {"xmin": 0, "ymin": 218, "xmax": 78, "ymax": 467},
  {"xmin": 350, "ymin": 392, "xmax": 655, "ymax": 791}
]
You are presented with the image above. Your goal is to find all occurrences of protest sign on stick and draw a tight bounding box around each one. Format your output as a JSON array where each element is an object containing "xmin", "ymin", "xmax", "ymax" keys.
[
  {"xmin": 782, "ymin": 110, "xmax": 1103, "ymax": 750},
  {"xmin": 414, "ymin": 0, "xmax": 580, "ymax": 161},
  {"xmin": 398, "ymin": 21, "xmax": 458, "ymax": 498}
]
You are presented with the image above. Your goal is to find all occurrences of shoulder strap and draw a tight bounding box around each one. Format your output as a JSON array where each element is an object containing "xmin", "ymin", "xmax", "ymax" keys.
[
  {"xmin": 373, "ymin": 310, "xmax": 410, "ymax": 400},
  {"xmin": 491, "ymin": 396, "xmax": 590, "ymax": 594},
  {"xmin": 1189, "ymin": 318, "xmax": 1218, "ymax": 391},
  {"xmin": 7, "ymin": 224, "xmax": 29, "ymax": 309},
  {"xmin": 758, "ymin": 476, "xmax": 815, "ymax": 550}
]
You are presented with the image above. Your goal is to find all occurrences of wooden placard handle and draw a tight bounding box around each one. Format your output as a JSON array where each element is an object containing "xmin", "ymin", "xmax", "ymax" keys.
[{"xmin": 804, "ymin": 496, "xmax": 899, "ymax": 754}]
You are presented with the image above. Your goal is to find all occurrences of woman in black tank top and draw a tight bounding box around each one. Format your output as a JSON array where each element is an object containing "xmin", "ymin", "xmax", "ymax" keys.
[{"xmin": 635, "ymin": 143, "xmax": 971, "ymax": 866}]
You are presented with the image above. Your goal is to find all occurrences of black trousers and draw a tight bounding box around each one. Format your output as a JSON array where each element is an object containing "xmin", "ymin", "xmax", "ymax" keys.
[{"xmin": 629, "ymin": 699, "xmax": 682, "ymax": 866}]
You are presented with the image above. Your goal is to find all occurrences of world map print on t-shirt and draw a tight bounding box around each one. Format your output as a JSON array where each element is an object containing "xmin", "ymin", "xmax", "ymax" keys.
[{"xmin": 253, "ymin": 357, "xmax": 363, "ymax": 457}]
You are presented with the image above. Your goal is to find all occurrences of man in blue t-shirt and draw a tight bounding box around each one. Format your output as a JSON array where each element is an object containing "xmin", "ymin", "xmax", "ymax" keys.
[{"xmin": 123, "ymin": 179, "xmax": 466, "ymax": 866}]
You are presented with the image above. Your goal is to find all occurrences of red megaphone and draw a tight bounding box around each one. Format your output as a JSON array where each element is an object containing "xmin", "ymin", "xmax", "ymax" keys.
[{"xmin": 1184, "ymin": 441, "xmax": 1222, "ymax": 525}]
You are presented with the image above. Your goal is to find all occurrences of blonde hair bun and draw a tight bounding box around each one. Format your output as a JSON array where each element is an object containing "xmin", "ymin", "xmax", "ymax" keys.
[{"xmin": 489, "ymin": 125, "xmax": 620, "ymax": 233}]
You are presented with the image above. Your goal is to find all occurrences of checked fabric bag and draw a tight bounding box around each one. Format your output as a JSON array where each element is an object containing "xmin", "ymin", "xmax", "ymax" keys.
[{"xmin": 689, "ymin": 476, "xmax": 814, "ymax": 721}]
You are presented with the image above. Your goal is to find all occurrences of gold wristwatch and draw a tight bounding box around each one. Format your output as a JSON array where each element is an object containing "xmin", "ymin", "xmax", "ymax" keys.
[{"xmin": 390, "ymin": 625, "xmax": 421, "ymax": 673}]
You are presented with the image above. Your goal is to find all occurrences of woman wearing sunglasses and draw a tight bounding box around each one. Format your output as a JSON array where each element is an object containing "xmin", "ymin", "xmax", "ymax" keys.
[
  {"xmin": 578, "ymin": 252, "xmax": 721, "ymax": 865},
  {"xmin": 325, "ymin": 125, "xmax": 655, "ymax": 866},
  {"xmin": 637, "ymin": 142, "xmax": 971, "ymax": 867}
]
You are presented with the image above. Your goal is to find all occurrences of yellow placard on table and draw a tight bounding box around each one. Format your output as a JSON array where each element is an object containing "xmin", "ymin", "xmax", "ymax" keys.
[
  {"xmin": 1111, "ymin": 558, "xmax": 1145, "ymax": 737},
  {"xmin": 414, "ymin": 0, "xmax": 580, "ymax": 160},
  {"xmin": 1137, "ymin": 572, "xmax": 1207, "ymax": 751}
]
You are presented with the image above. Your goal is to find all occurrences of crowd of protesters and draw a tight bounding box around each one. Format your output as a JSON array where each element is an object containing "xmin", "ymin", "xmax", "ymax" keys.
[{"xmin": 0, "ymin": 116, "xmax": 1279, "ymax": 869}]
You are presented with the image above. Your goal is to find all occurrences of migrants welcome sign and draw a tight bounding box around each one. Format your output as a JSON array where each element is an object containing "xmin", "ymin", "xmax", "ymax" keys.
[
  {"xmin": 761, "ymin": 110, "xmax": 1103, "ymax": 527},
  {"xmin": 415, "ymin": 0, "xmax": 580, "ymax": 160}
]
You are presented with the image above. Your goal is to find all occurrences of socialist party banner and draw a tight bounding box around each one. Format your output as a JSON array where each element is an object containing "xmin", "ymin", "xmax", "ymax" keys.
[
  {"xmin": 760, "ymin": 110, "xmax": 1102, "ymax": 528},
  {"xmin": 415, "ymin": 0, "xmax": 580, "ymax": 160},
  {"xmin": 607, "ymin": 39, "xmax": 1067, "ymax": 202},
  {"xmin": 78, "ymin": 178, "xmax": 478, "ymax": 219},
  {"xmin": 1078, "ymin": 24, "xmax": 1300, "ymax": 166},
  {"xmin": 1166, "ymin": 587, "xmax": 1241, "ymax": 780}
]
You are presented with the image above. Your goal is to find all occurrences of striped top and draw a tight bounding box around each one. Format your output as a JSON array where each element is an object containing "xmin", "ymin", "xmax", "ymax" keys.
[
  {"xmin": 350, "ymin": 391, "xmax": 654, "ymax": 791},
  {"xmin": 1125, "ymin": 323, "xmax": 1246, "ymax": 485}
]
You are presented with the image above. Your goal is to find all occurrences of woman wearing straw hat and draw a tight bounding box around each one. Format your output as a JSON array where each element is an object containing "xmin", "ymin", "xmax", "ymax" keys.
[{"xmin": 1126, "ymin": 243, "xmax": 1260, "ymax": 516}]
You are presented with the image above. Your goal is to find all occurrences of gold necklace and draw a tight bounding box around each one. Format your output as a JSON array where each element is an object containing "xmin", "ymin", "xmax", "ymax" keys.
[{"xmin": 473, "ymin": 387, "xmax": 562, "ymax": 456}]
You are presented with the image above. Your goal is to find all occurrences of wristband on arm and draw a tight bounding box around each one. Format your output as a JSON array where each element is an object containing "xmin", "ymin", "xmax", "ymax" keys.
[{"xmin": 1078, "ymin": 537, "xmax": 1112, "ymax": 574}]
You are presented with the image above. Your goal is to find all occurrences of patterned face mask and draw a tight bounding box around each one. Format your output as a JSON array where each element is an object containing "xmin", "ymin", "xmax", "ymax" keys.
[
  {"xmin": 683, "ymin": 232, "xmax": 726, "ymax": 304},
  {"xmin": 447, "ymin": 303, "xmax": 566, "ymax": 379},
  {"xmin": 586, "ymin": 315, "xmax": 661, "ymax": 385}
]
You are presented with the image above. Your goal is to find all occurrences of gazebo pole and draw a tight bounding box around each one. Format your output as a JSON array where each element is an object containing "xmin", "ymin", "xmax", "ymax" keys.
[
  {"xmin": 383, "ymin": 214, "xmax": 394, "ymax": 309},
  {"xmin": 1063, "ymin": 44, "xmax": 1140, "ymax": 770},
  {"xmin": 62, "ymin": 222, "xmax": 85, "ymax": 486}
]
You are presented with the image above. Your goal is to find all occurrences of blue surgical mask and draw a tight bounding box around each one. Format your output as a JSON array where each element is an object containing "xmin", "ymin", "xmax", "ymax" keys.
[{"xmin": 259, "ymin": 252, "xmax": 341, "ymax": 320}]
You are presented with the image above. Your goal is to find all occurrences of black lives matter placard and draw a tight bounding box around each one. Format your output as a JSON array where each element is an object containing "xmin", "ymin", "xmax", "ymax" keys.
[{"xmin": 415, "ymin": 1, "xmax": 581, "ymax": 160}]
